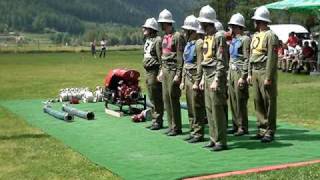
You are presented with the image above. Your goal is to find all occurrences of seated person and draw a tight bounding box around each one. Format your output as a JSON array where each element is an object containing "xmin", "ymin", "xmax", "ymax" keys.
[
  {"xmin": 303, "ymin": 41, "xmax": 316, "ymax": 72},
  {"xmin": 278, "ymin": 40, "xmax": 285, "ymax": 70},
  {"xmin": 283, "ymin": 45, "xmax": 295, "ymax": 72},
  {"xmin": 291, "ymin": 40, "xmax": 303, "ymax": 72}
]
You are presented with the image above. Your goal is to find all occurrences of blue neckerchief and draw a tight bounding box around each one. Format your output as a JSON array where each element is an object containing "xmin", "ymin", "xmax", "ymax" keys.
[
  {"xmin": 229, "ymin": 37, "xmax": 242, "ymax": 60},
  {"xmin": 183, "ymin": 41, "xmax": 196, "ymax": 63}
]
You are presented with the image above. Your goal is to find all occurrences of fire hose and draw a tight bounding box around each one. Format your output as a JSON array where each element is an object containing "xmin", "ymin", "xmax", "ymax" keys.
[
  {"xmin": 43, "ymin": 105, "xmax": 74, "ymax": 122},
  {"xmin": 62, "ymin": 104, "xmax": 95, "ymax": 120}
]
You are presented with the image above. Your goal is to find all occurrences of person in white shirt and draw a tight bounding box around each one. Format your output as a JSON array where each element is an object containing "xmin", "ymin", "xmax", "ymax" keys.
[
  {"xmin": 99, "ymin": 38, "xmax": 107, "ymax": 58},
  {"xmin": 290, "ymin": 40, "xmax": 303, "ymax": 72}
]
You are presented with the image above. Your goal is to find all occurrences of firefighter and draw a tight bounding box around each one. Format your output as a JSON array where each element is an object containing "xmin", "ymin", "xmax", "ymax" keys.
[
  {"xmin": 179, "ymin": 15, "xmax": 206, "ymax": 143},
  {"xmin": 215, "ymin": 21, "xmax": 229, "ymax": 130},
  {"xmin": 142, "ymin": 18, "xmax": 164, "ymax": 130},
  {"xmin": 227, "ymin": 13, "xmax": 250, "ymax": 136},
  {"xmin": 248, "ymin": 6, "xmax": 278, "ymax": 143},
  {"xmin": 197, "ymin": 5, "xmax": 229, "ymax": 151},
  {"xmin": 157, "ymin": 9, "xmax": 186, "ymax": 136}
]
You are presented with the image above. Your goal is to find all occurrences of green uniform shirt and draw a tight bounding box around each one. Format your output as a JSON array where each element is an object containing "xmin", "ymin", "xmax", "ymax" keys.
[
  {"xmin": 161, "ymin": 31, "xmax": 186, "ymax": 78},
  {"xmin": 197, "ymin": 32, "xmax": 228, "ymax": 82},
  {"xmin": 143, "ymin": 36, "xmax": 162, "ymax": 68},
  {"xmin": 229, "ymin": 34, "xmax": 251, "ymax": 79},
  {"xmin": 249, "ymin": 30, "xmax": 279, "ymax": 80}
]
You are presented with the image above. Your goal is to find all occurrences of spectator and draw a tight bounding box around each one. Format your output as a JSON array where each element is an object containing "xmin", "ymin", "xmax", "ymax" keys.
[
  {"xmin": 286, "ymin": 32, "xmax": 299, "ymax": 48},
  {"xmin": 311, "ymin": 41, "xmax": 318, "ymax": 71},
  {"xmin": 291, "ymin": 40, "xmax": 303, "ymax": 72},
  {"xmin": 90, "ymin": 40, "xmax": 97, "ymax": 58},
  {"xmin": 100, "ymin": 38, "xmax": 107, "ymax": 58},
  {"xmin": 283, "ymin": 44, "xmax": 295, "ymax": 72},
  {"xmin": 278, "ymin": 40, "xmax": 284, "ymax": 70}
]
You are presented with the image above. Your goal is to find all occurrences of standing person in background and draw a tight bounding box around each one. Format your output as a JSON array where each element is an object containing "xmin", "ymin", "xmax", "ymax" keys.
[
  {"xmin": 311, "ymin": 40, "xmax": 319, "ymax": 71},
  {"xmin": 157, "ymin": 9, "xmax": 186, "ymax": 136},
  {"xmin": 248, "ymin": 6, "xmax": 279, "ymax": 143},
  {"xmin": 198, "ymin": 5, "xmax": 229, "ymax": 151},
  {"xmin": 227, "ymin": 13, "xmax": 250, "ymax": 136},
  {"xmin": 100, "ymin": 38, "xmax": 107, "ymax": 58},
  {"xmin": 91, "ymin": 40, "xmax": 97, "ymax": 58},
  {"xmin": 142, "ymin": 18, "xmax": 164, "ymax": 130},
  {"xmin": 180, "ymin": 15, "xmax": 206, "ymax": 143}
]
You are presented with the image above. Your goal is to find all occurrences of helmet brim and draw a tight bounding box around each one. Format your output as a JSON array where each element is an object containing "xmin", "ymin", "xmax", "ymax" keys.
[
  {"xmin": 142, "ymin": 25, "xmax": 159, "ymax": 31},
  {"xmin": 252, "ymin": 16, "xmax": 271, "ymax": 23},
  {"xmin": 228, "ymin": 22, "xmax": 246, "ymax": 28},
  {"xmin": 181, "ymin": 25, "xmax": 198, "ymax": 31},
  {"xmin": 157, "ymin": 19, "xmax": 175, "ymax": 23},
  {"xmin": 197, "ymin": 17, "xmax": 217, "ymax": 24}
]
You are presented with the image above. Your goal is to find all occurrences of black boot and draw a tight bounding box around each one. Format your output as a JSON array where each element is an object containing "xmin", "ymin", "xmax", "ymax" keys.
[
  {"xmin": 261, "ymin": 135, "xmax": 274, "ymax": 143},
  {"xmin": 150, "ymin": 124, "xmax": 163, "ymax": 130},
  {"xmin": 167, "ymin": 129, "xmax": 182, "ymax": 136},
  {"xmin": 203, "ymin": 141, "xmax": 215, "ymax": 148},
  {"xmin": 211, "ymin": 144, "xmax": 228, "ymax": 152},
  {"xmin": 188, "ymin": 136, "xmax": 204, "ymax": 143}
]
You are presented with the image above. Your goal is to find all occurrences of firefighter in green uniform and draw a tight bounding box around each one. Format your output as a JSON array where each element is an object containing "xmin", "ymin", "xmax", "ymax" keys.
[
  {"xmin": 157, "ymin": 9, "xmax": 186, "ymax": 136},
  {"xmin": 142, "ymin": 18, "xmax": 164, "ymax": 130},
  {"xmin": 197, "ymin": 5, "xmax": 229, "ymax": 151},
  {"xmin": 179, "ymin": 15, "xmax": 206, "ymax": 143},
  {"xmin": 227, "ymin": 13, "xmax": 251, "ymax": 136},
  {"xmin": 214, "ymin": 21, "xmax": 229, "ymax": 128},
  {"xmin": 248, "ymin": 6, "xmax": 279, "ymax": 143}
]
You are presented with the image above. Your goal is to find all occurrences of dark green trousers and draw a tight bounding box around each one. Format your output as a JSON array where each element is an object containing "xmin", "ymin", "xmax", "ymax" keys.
[
  {"xmin": 204, "ymin": 75, "xmax": 228, "ymax": 146},
  {"xmin": 162, "ymin": 68, "xmax": 182, "ymax": 131},
  {"xmin": 145, "ymin": 69, "xmax": 164, "ymax": 125},
  {"xmin": 185, "ymin": 73, "xmax": 205, "ymax": 138},
  {"xmin": 252, "ymin": 70, "xmax": 277, "ymax": 136},
  {"xmin": 228, "ymin": 70, "xmax": 249, "ymax": 132}
]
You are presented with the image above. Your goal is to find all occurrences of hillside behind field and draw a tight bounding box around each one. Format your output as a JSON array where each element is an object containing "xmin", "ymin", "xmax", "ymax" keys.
[{"xmin": 0, "ymin": 0, "xmax": 199, "ymax": 34}]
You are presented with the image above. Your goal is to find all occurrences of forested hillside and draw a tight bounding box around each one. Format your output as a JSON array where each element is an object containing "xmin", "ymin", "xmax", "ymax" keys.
[{"xmin": 0, "ymin": 0, "xmax": 197, "ymax": 34}]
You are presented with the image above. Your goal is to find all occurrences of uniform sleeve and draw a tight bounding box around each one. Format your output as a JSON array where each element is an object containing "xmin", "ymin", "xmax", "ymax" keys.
[
  {"xmin": 195, "ymin": 40, "xmax": 204, "ymax": 85},
  {"xmin": 214, "ymin": 35, "xmax": 228, "ymax": 82},
  {"xmin": 175, "ymin": 33, "xmax": 186, "ymax": 78},
  {"xmin": 155, "ymin": 37, "xmax": 162, "ymax": 67},
  {"xmin": 241, "ymin": 36, "xmax": 251, "ymax": 79},
  {"xmin": 266, "ymin": 33, "xmax": 279, "ymax": 80}
]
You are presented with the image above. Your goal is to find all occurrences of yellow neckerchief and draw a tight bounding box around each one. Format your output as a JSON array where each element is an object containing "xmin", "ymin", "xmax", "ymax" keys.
[
  {"xmin": 203, "ymin": 35, "xmax": 215, "ymax": 61},
  {"xmin": 251, "ymin": 31, "xmax": 267, "ymax": 55}
]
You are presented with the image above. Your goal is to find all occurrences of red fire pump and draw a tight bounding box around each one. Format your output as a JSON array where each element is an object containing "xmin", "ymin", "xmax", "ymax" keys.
[{"xmin": 104, "ymin": 69, "xmax": 146, "ymax": 113}]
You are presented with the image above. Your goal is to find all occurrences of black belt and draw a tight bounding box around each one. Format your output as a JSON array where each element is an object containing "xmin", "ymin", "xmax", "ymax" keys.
[
  {"xmin": 144, "ymin": 65, "xmax": 160, "ymax": 71},
  {"xmin": 252, "ymin": 61, "xmax": 267, "ymax": 70}
]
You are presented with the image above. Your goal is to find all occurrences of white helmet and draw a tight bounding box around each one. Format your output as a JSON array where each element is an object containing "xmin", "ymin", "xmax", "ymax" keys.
[
  {"xmin": 142, "ymin": 18, "xmax": 159, "ymax": 31},
  {"xmin": 228, "ymin": 13, "xmax": 245, "ymax": 27},
  {"xmin": 198, "ymin": 5, "xmax": 217, "ymax": 24},
  {"xmin": 157, "ymin": 9, "xmax": 175, "ymax": 23},
  {"xmin": 252, "ymin": 6, "xmax": 271, "ymax": 23},
  {"xmin": 214, "ymin": 21, "xmax": 224, "ymax": 31},
  {"xmin": 182, "ymin": 15, "xmax": 199, "ymax": 31},
  {"xmin": 197, "ymin": 23, "xmax": 205, "ymax": 34}
]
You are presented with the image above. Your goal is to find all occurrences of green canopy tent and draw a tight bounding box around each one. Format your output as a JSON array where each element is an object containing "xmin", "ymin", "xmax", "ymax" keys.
[
  {"xmin": 264, "ymin": 0, "xmax": 300, "ymax": 10},
  {"xmin": 265, "ymin": 0, "xmax": 320, "ymax": 14}
]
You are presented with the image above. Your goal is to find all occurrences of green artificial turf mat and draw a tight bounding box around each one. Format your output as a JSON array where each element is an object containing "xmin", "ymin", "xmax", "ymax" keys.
[{"xmin": 1, "ymin": 99, "xmax": 320, "ymax": 180}]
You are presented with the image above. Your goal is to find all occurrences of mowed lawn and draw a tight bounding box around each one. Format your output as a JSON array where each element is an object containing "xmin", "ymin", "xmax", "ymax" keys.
[{"xmin": 0, "ymin": 51, "xmax": 319, "ymax": 180}]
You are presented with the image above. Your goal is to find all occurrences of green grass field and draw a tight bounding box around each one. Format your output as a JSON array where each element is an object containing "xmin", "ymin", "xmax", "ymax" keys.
[{"xmin": 0, "ymin": 51, "xmax": 320, "ymax": 179}]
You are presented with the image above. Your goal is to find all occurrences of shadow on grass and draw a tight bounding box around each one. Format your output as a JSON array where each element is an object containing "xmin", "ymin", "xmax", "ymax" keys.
[
  {"xmin": 179, "ymin": 120, "xmax": 320, "ymax": 150},
  {"xmin": 0, "ymin": 133, "xmax": 50, "ymax": 140}
]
